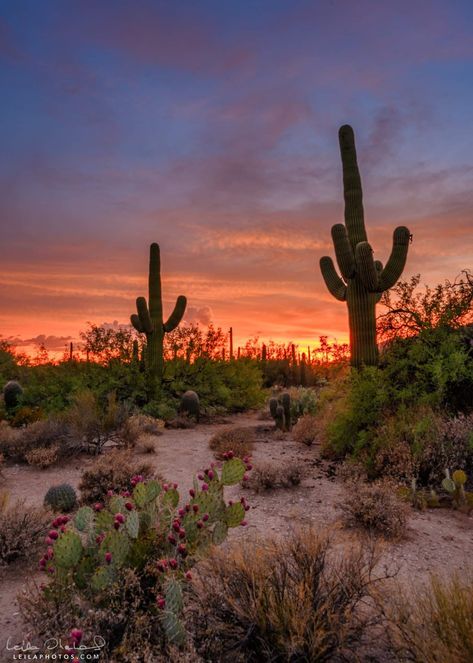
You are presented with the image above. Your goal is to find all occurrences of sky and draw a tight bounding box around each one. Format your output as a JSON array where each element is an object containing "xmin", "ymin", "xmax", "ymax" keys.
[{"xmin": 1, "ymin": 0, "xmax": 473, "ymax": 356}]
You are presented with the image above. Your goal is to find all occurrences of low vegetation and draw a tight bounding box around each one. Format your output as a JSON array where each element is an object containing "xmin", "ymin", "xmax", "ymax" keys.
[
  {"xmin": 209, "ymin": 426, "xmax": 255, "ymax": 460},
  {"xmin": 339, "ymin": 479, "xmax": 410, "ymax": 539},
  {"xmin": 243, "ymin": 461, "xmax": 302, "ymax": 492},
  {"xmin": 388, "ymin": 573, "xmax": 473, "ymax": 662},
  {"xmin": 0, "ymin": 494, "xmax": 51, "ymax": 566},
  {"xmin": 78, "ymin": 450, "xmax": 157, "ymax": 505},
  {"xmin": 190, "ymin": 530, "xmax": 383, "ymax": 662}
]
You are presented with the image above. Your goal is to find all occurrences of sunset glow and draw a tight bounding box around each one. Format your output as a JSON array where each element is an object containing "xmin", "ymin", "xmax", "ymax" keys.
[{"xmin": 1, "ymin": 1, "xmax": 473, "ymax": 357}]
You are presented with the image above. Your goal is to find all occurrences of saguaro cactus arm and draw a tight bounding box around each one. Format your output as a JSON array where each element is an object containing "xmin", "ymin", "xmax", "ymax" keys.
[
  {"xmin": 135, "ymin": 297, "xmax": 153, "ymax": 333},
  {"xmin": 331, "ymin": 224, "xmax": 355, "ymax": 279},
  {"xmin": 130, "ymin": 314, "xmax": 144, "ymax": 333},
  {"xmin": 320, "ymin": 256, "xmax": 347, "ymax": 302},
  {"xmin": 164, "ymin": 295, "xmax": 187, "ymax": 332},
  {"xmin": 376, "ymin": 226, "xmax": 411, "ymax": 291},
  {"xmin": 355, "ymin": 242, "xmax": 378, "ymax": 292}
]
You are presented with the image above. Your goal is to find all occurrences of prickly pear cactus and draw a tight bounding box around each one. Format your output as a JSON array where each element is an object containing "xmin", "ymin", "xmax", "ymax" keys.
[
  {"xmin": 37, "ymin": 456, "xmax": 251, "ymax": 654},
  {"xmin": 54, "ymin": 531, "xmax": 82, "ymax": 568},
  {"xmin": 452, "ymin": 470, "xmax": 467, "ymax": 486}
]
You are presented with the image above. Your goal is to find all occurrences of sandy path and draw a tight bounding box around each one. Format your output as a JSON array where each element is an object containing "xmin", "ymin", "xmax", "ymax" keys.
[{"xmin": 1, "ymin": 411, "xmax": 472, "ymax": 661}]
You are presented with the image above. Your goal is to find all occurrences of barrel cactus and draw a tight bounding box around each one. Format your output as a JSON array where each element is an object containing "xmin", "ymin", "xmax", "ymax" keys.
[
  {"xmin": 44, "ymin": 484, "xmax": 77, "ymax": 512},
  {"xmin": 179, "ymin": 390, "xmax": 200, "ymax": 421},
  {"xmin": 3, "ymin": 380, "xmax": 23, "ymax": 411},
  {"xmin": 320, "ymin": 125, "xmax": 411, "ymax": 367},
  {"xmin": 131, "ymin": 243, "xmax": 187, "ymax": 382}
]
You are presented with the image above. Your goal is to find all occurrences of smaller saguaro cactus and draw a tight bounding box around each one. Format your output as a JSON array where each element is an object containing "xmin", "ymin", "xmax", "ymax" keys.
[
  {"xmin": 131, "ymin": 243, "xmax": 187, "ymax": 381},
  {"xmin": 269, "ymin": 393, "xmax": 292, "ymax": 432},
  {"xmin": 179, "ymin": 390, "xmax": 200, "ymax": 421},
  {"xmin": 44, "ymin": 484, "xmax": 78, "ymax": 512},
  {"xmin": 3, "ymin": 381, "xmax": 23, "ymax": 411}
]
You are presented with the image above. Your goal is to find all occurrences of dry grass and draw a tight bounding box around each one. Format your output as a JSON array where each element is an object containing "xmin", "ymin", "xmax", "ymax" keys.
[
  {"xmin": 0, "ymin": 419, "xmax": 73, "ymax": 463},
  {"xmin": 244, "ymin": 461, "xmax": 302, "ymax": 492},
  {"xmin": 189, "ymin": 529, "xmax": 384, "ymax": 662},
  {"xmin": 79, "ymin": 450, "xmax": 157, "ymax": 504},
  {"xmin": 209, "ymin": 426, "xmax": 255, "ymax": 460},
  {"xmin": 339, "ymin": 480, "xmax": 410, "ymax": 539},
  {"xmin": 292, "ymin": 414, "xmax": 318, "ymax": 446},
  {"xmin": 118, "ymin": 413, "xmax": 164, "ymax": 448},
  {"xmin": 136, "ymin": 434, "xmax": 157, "ymax": 454},
  {"xmin": 0, "ymin": 494, "xmax": 51, "ymax": 566},
  {"xmin": 388, "ymin": 573, "xmax": 473, "ymax": 662},
  {"xmin": 25, "ymin": 445, "xmax": 60, "ymax": 468},
  {"xmin": 165, "ymin": 414, "xmax": 196, "ymax": 429}
]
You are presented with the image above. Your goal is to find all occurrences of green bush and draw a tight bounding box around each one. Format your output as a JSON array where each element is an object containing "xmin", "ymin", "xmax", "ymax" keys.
[
  {"xmin": 168, "ymin": 358, "xmax": 264, "ymax": 412},
  {"xmin": 322, "ymin": 327, "xmax": 473, "ymax": 479}
]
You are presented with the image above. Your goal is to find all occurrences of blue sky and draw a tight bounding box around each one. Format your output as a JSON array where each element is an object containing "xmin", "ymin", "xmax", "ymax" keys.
[{"xmin": 1, "ymin": 0, "xmax": 472, "ymax": 352}]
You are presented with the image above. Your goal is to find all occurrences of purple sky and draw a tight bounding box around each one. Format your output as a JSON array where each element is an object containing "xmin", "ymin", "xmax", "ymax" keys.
[{"xmin": 1, "ymin": 0, "xmax": 472, "ymax": 354}]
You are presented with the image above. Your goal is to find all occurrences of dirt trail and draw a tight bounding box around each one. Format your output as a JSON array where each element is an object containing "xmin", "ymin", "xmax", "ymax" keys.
[{"xmin": 1, "ymin": 411, "xmax": 472, "ymax": 661}]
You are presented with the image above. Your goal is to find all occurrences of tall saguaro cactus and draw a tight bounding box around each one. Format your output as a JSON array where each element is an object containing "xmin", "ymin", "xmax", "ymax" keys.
[
  {"xmin": 131, "ymin": 243, "xmax": 187, "ymax": 379},
  {"xmin": 320, "ymin": 125, "xmax": 411, "ymax": 367}
]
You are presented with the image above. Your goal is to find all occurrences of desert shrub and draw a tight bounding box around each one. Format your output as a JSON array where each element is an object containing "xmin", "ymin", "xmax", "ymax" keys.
[
  {"xmin": 169, "ymin": 358, "xmax": 264, "ymax": 412},
  {"xmin": 293, "ymin": 414, "xmax": 318, "ymax": 446},
  {"xmin": 141, "ymin": 398, "xmax": 179, "ymax": 422},
  {"xmin": 190, "ymin": 529, "xmax": 382, "ymax": 662},
  {"xmin": 79, "ymin": 450, "xmax": 157, "ymax": 504},
  {"xmin": 288, "ymin": 386, "xmax": 318, "ymax": 418},
  {"xmin": 339, "ymin": 480, "xmax": 410, "ymax": 539},
  {"xmin": 418, "ymin": 413, "xmax": 473, "ymax": 485},
  {"xmin": 25, "ymin": 445, "xmax": 60, "ymax": 468},
  {"xmin": 65, "ymin": 390, "xmax": 130, "ymax": 454},
  {"xmin": 0, "ymin": 421, "xmax": 21, "ymax": 458},
  {"xmin": 321, "ymin": 325, "xmax": 473, "ymax": 468},
  {"xmin": 389, "ymin": 573, "xmax": 473, "ymax": 662},
  {"xmin": 9, "ymin": 405, "xmax": 43, "ymax": 426},
  {"xmin": 117, "ymin": 413, "xmax": 164, "ymax": 448},
  {"xmin": 165, "ymin": 414, "xmax": 197, "ymax": 429},
  {"xmin": 209, "ymin": 426, "xmax": 255, "ymax": 460},
  {"xmin": 137, "ymin": 435, "xmax": 157, "ymax": 454},
  {"xmin": 0, "ymin": 496, "xmax": 51, "ymax": 566},
  {"xmin": 244, "ymin": 461, "xmax": 302, "ymax": 492},
  {"xmin": 0, "ymin": 418, "xmax": 73, "ymax": 463},
  {"xmin": 21, "ymin": 457, "xmax": 250, "ymax": 660}
]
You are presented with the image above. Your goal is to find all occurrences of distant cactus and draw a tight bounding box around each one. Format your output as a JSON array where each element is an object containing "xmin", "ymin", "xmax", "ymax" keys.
[
  {"xmin": 442, "ymin": 468, "xmax": 468, "ymax": 508},
  {"xmin": 269, "ymin": 393, "xmax": 292, "ymax": 431},
  {"xmin": 179, "ymin": 390, "xmax": 200, "ymax": 421},
  {"xmin": 44, "ymin": 484, "xmax": 77, "ymax": 512},
  {"xmin": 320, "ymin": 125, "xmax": 411, "ymax": 367},
  {"xmin": 131, "ymin": 243, "xmax": 187, "ymax": 381},
  {"xmin": 3, "ymin": 381, "xmax": 23, "ymax": 411}
]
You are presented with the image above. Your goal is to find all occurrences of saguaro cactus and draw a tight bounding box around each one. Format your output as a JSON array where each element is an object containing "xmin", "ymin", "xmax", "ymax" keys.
[
  {"xmin": 320, "ymin": 125, "xmax": 411, "ymax": 367},
  {"xmin": 131, "ymin": 243, "xmax": 187, "ymax": 379}
]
